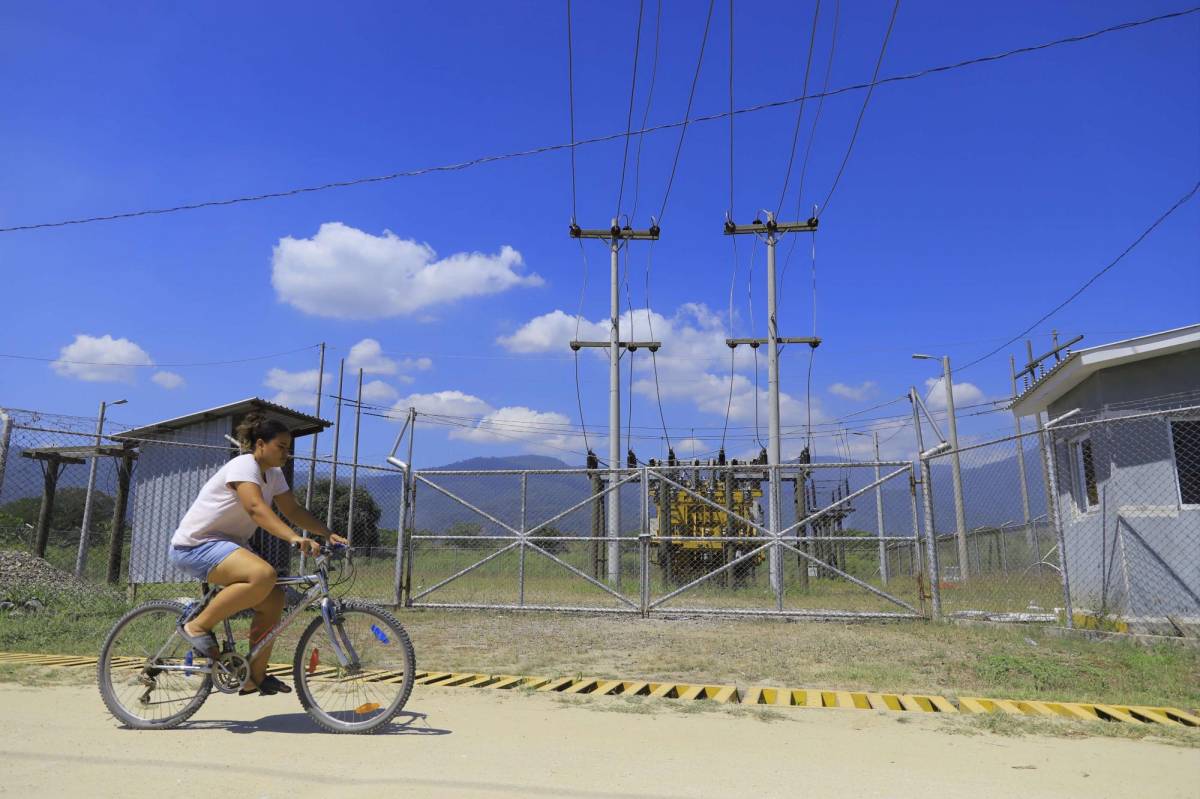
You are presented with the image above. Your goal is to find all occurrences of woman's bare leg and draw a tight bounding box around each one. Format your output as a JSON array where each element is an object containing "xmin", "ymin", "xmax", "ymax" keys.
[
  {"xmin": 247, "ymin": 587, "xmax": 285, "ymax": 687},
  {"xmin": 184, "ymin": 548, "xmax": 276, "ymax": 637}
]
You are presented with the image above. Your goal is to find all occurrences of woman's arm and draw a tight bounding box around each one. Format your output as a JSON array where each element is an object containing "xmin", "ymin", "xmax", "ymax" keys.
[
  {"xmin": 274, "ymin": 491, "xmax": 342, "ymax": 541},
  {"xmin": 234, "ymin": 482, "xmax": 316, "ymax": 550}
]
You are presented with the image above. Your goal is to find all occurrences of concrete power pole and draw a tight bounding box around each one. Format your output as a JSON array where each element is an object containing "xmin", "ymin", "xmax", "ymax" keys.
[
  {"xmin": 724, "ymin": 212, "xmax": 820, "ymax": 596},
  {"xmin": 569, "ymin": 219, "xmax": 661, "ymax": 586}
]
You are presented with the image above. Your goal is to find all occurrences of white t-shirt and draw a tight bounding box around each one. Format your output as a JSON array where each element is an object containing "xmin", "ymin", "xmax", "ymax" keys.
[{"xmin": 171, "ymin": 454, "xmax": 290, "ymax": 547}]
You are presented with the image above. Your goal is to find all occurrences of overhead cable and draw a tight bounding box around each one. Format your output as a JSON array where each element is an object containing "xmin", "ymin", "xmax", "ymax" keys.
[{"xmin": 4, "ymin": 6, "xmax": 1195, "ymax": 233}]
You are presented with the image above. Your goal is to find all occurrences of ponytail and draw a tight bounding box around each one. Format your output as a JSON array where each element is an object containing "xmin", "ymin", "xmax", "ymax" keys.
[{"xmin": 235, "ymin": 412, "xmax": 291, "ymax": 451}]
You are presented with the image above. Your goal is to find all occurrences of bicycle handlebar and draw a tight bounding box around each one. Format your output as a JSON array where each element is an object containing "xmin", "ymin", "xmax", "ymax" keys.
[{"xmin": 290, "ymin": 540, "xmax": 349, "ymax": 559}]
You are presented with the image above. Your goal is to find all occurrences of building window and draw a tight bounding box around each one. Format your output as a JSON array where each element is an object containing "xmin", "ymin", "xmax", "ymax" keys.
[
  {"xmin": 1071, "ymin": 436, "xmax": 1099, "ymax": 510},
  {"xmin": 1171, "ymin": 419, "xmax": 1200, "ymax": 506}
]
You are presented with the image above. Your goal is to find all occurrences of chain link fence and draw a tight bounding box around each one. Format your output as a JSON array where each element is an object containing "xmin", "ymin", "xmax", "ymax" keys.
[
  {"xmin": 0, "ymin": 409, "xmax": 404, "ymax": 614},
  {"xmin": 923, "ymin": 404, "xmax": 1200, "ymax": 631},
  {"xmin": 3, "ymin": 404, "xmax": 1197, "ymax": 633}
]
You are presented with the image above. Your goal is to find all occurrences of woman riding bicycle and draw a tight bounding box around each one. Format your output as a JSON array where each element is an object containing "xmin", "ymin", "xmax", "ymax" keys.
[{"xmin": 168, "ymin": 412, "xmax": 348, "ymax": 695}]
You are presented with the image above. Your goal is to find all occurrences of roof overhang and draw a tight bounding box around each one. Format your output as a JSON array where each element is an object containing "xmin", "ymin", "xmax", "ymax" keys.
[
  {"xmin": 1012, "ymin": 323, "xmax": 1200, "ymax": 417},
  {"xmin": 114, "ymin": 397, "xmax": 331, "ymax": 441}
]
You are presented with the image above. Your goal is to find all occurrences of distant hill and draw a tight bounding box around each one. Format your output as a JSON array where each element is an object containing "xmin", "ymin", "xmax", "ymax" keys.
[{"xmin": 2, "ymin": 439, "xmax": 1043, "ymax": 540}]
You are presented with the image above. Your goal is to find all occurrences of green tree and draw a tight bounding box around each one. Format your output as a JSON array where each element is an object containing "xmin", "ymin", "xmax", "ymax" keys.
[
  {"xmin": 447, "ymin": 521, "xmax": 487, "ymax": 550},
  {"xmin": 305, "ymin": 478, "xmax": 382, "ymax": 550},
  {"xmin": 0, "ymin": 488, "xmax": 115, "ymax": 545},
  {"xmin": 532, "ymin": 525, "xmax": 570, "ymax": 555}
]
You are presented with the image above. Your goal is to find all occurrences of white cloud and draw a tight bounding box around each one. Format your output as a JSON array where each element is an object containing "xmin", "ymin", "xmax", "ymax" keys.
[
  {"xmin": 51, "ymin": 334, "xmax": 153, "ymax": 383},
  {"xmin": 272, "ymin": 222, "xmax": 543, "ymax": 319},
  {"xmin": 346, "ymin": 338, "xmax": 432, "ymax": 380},
  {"xmin": 923, "ymin": 376, "xmax": 985, "ymax": 410},
  {"xmin": 347, "ymin": 338, "xmax": 397, "ymax": 374},
  {"xmin": 502, "ymin": 304, "xmax": 825, "ymax": 436},
  {"xmin": 391, "ymin": 390, "xmax": 493, "ymax": 418},
  {"xmin": 829, "ymin": 381, "xmax": 878, "ymax": 401},
  {"xmin": 152, "ymin": 371, "xmax": 185, "ymax": 390},
  {"xmin": 449, "ymin": 406, "xmax": 585, "ymax": 453},
  {"xmin": 263, "ymin": 367, "xmax": 328, "ymax": 408},
  {"xmin": 360, "ymin": 380, "xmax": 399, "ymax": 404},
  {"xmin": 496, "ymin": 310, "xmax": 606, "ymax": 353}
]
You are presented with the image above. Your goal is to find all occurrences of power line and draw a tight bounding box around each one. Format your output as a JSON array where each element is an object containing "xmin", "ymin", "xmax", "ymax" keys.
[
  {"xmin": 776, "ymin": 0, "xmax": 823, "ymax": 217},
  {"xmin": 629, "ymin": 0, "xmax": 663, "ymax": 224},
  {"xmin": 818, "ymin": 0, "xmax": 900, "ymax": 216},
  {"xmin": 656, "ymin": 0, "xmax": 717, "ymax": 225},
  {"xmin": 3, "ymin": 6, "xmax": 1194, "ymax": 234},
  {"xmin": 615, "ymin": 0, "xmax": 647, "ymax": 220},
  {"xmin": 566, "ymin": 0, "xmax": 579, "ymax": 223},
  {"xmin": 957, "ymin": 178, "xmax": 1200, "ymax": 373}
]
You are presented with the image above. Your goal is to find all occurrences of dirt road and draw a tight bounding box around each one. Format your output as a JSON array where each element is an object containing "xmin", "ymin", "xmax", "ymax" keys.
[{"xmin": 0, "ymin": 682, "xmax": 1194, "ymax": 798}]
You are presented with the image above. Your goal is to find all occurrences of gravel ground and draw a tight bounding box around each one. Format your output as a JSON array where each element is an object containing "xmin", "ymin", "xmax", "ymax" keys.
[{"xmin": 0, "ymin": 548, "xmax": 121, "ymax": 608}]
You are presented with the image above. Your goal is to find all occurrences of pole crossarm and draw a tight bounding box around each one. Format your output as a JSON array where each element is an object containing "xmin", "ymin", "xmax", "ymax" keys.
[
  {"xmin": 1017, "ymin": 334, "xmax": 1085, "ymax": 380},
  {"xmin": 723, "ymin": 218, "xmax": 818, "ymax": 235},
  {"xmin": 570, "ymin": 340, "xmax": 661, "ymax": 352},
  {"xmin": 726, "ymin": 337, "xmax": 821, "ymax": 348},
  {"xmin": 569, "ymin": 224, "xmax": 660, "ymax": 240}
]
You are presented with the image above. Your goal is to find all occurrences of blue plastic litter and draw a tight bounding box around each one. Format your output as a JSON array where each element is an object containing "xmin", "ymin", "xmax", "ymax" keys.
[{"xmin": 370, "ymin": 624, "xmax": 390, "ymax": 644}]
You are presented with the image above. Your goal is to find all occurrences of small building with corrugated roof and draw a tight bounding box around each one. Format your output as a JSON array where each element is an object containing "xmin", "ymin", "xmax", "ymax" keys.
[
  {"xmin": 1012, "ymin": 324, "xmax": 1200, "ymax": 629},
  {"xmin": 115, "ymin": 398, "xmax": 330, "ymax": 586}
]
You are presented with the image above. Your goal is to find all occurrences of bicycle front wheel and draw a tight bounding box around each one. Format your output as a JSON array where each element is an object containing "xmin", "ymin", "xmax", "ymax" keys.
[
  {"xmin": 97, "ymin": 600, "xmax": 212, "ymax": 730},
  {"xmin": 293, "ymin": 601, "xmax": 416, "ymax": 734}
]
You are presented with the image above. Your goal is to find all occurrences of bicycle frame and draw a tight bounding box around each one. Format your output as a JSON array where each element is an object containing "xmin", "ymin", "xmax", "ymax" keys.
[{"xmin": 148, "ymin": 552, "xmax": 359, "ymax": 677}]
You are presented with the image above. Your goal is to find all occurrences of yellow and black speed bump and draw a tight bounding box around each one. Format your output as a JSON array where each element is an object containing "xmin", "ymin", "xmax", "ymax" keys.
[{"xmin": 4, "ymin": 651, "xmax": 1197, "ymax": 728}]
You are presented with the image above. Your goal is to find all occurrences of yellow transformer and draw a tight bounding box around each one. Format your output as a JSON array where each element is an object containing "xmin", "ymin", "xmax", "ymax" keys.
[{"xmin": 652, "ymin": 479, "xmax": 764, "ymax": 586}]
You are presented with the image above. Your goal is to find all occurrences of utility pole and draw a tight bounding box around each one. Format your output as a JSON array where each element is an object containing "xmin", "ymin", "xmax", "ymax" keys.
[
  {"xmin": 912, "ymin": 354, "xmax": 968, "ymax": 579},
  {"xmin": 724, "ymin": 211, "xmax": 820, "ymax": 595},
  {"xmin": 348, "ymin": 367, "xmax": 364, "ymax": 547},
  {"xmin": 76, "ymin": 397, "xmax": 126, "ymax": 578},
  {"xmin": 305, "ymin": 343, "xmax": 326, "ymax": 509},
  {"xmin": 1015, "ymin": 333, "xmax": 1083, "ymax": 573},
  {"xmin": 1009, "ymin": 355, "xmax": 1033, "ymax": 545},
  {"xmin": 569, "ymin": 219, "xmax": 661, "ymax": 587},
  {"xmin": 326, "ymin": 359, "xmax": 345, "ymax": 533}
]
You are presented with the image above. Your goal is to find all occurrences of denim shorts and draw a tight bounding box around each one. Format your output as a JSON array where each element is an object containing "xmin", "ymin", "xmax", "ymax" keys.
[{"xmin": 169, "ymin": 539, "xmax": 244, "ymax": 581}]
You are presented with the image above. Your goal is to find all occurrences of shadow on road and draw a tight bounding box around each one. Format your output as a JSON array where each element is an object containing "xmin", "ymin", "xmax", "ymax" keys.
[{"xmin": 159, "ymin": 709, "xmax": 451, "ymax": 736}]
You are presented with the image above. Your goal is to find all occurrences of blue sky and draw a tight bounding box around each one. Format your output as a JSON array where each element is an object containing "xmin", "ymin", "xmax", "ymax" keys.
[{"xmin": 1, "ymin": 1, "xmax": 1197, "ymax": 467}]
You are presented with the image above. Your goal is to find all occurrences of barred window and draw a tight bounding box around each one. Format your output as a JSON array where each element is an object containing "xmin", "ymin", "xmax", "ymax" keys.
[
  {"xmin": 1071, "ymin": 436, "xmax": 1099, "ymax": 510},
  {"xmin": 1171, "ymin": 419, "xmax": 1200, "ymax": 506}
]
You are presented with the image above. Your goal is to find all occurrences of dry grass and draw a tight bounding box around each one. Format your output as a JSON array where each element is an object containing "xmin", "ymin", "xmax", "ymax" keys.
[{"xmin": 396, "ymin": 609, "xmax": 1200, "ymax": 710}]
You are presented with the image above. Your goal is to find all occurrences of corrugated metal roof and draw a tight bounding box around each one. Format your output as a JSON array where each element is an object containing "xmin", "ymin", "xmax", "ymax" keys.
[
  {"xmin": 114, "ymin": 397, "xmax": 331, "ymax": 440},
  {"xmin": 1011, "ymin": 323, "xmax": 1200, "ymax": 416},
  {"xmin": 21, "ymin": 444, "xmax": 136, "ymax": 460}
]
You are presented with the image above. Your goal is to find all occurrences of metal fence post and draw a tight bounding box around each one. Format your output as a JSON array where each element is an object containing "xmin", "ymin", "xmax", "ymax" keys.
[
  {"xmin": 640, "ymin": 467, "xmax": 650, "ymax": 616},
  {"xmin": 393, "ymin": 409, "xmax": 417, "ymax": 607},
  {"xmin": 908, "ymin": 465, "xmax": 923, "ymax": 578},
  {"xmin": 920, "ymin": 456, "xmax": 943, "ymax": 620},
  {"xmin": 0, "ymin": 410, "xmax": 11, "ymax": 502},
  {"xmin": 771, "ymin": 465, "xmax": 784, "ymax": 612},
  {"xmin": 1042, "ymin": 430, "xmax": 1075, "ymax": 628},
  {"xmin": 873, "ymin": 433, "xmax": 888, "ymax": 585},
  {"xmin": 393, "ymin": 476, "xmax": 409, "ymax": 607},
  {"xmin": 518, "ymin": 472, "xmax": 527, "ymax": 607}
]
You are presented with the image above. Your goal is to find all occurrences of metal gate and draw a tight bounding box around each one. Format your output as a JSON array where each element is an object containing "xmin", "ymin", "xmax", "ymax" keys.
[
  {"xmin": 401, "ymin": 468, "xmax": 642, "ymax": 613},
  {"xmin": 644, "ymin": 463, "xmax": 926, "ymax": 619},
  {"xmin": 398, "ymin": 462, "xmax": 931, "ymax": 620}
]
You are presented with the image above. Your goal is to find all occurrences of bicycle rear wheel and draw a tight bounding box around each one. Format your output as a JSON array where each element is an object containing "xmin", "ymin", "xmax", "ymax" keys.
[
  {"xmin": 293, "ymin": 601, "xmax": 416, "ymax": 734},
  {"xmin": 97, "ymin": 600, "xmax": 212, "ymax": 730}
]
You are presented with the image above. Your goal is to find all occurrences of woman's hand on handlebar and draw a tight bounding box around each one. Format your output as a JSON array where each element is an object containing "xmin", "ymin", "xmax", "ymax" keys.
[
  {"xmin": 293, "ymin": 537, "xmax": 322, "ymax": 558},
  {"xmin": 327, "ymin": 533, "xmax": 350, "ymax": 548}
]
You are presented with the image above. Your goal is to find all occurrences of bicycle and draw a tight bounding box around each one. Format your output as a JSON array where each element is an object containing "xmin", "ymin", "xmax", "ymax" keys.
[{"xmin": 97, "ymin": 542, "xmax": 416, "ymax": 734}]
